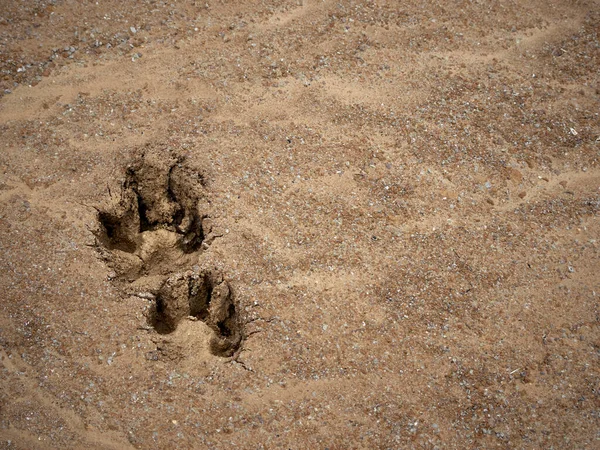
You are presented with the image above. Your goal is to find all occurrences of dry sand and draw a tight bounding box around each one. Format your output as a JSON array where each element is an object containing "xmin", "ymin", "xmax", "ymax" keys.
[{"xmin": 0, "ymin": 0, "xmax": 599, "ymax": 448}]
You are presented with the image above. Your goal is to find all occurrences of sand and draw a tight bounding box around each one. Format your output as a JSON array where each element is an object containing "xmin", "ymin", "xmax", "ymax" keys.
[{"xmin": 0, "ymin": 0, "xmax": 599, "ymax": 448}]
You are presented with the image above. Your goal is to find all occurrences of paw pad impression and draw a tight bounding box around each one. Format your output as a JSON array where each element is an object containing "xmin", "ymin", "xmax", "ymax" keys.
[{"xmin": 95, "ymin": 147, "xmax": 242, "ymax": 357}]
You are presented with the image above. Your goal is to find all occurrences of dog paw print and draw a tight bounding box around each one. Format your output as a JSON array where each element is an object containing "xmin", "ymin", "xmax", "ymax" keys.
[{"xmin": 94, "ymin": 146, "xmax": 242, "ymax": 357}]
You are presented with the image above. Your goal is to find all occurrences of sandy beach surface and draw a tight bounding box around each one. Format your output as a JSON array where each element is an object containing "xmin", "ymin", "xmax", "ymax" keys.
[{"xmin": 1, "ymin": 1, "xmax": 599, "ymax": 448}]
